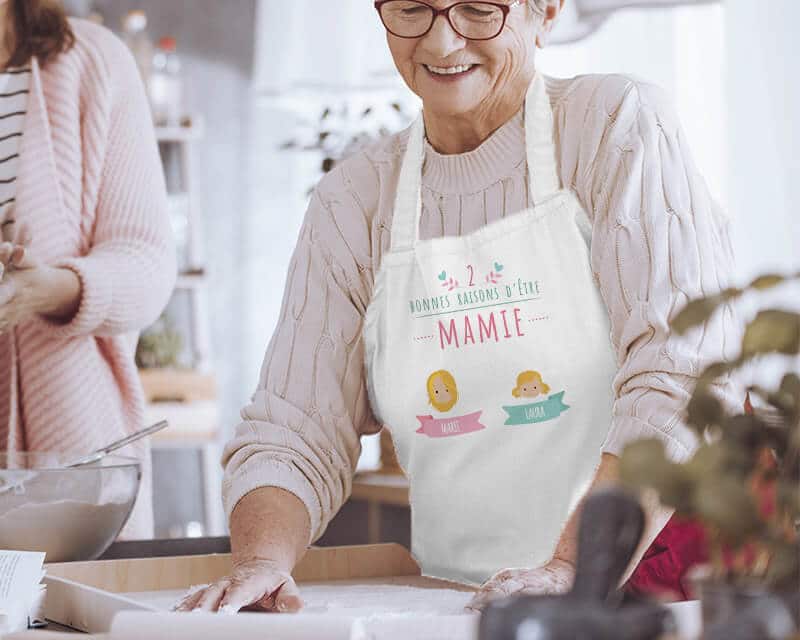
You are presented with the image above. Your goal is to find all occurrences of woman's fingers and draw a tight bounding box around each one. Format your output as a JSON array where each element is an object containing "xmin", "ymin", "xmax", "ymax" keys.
[
  {"xmin": 174, "ymin": 586, "xmax": 207, "ymax": 612},
  {"xmin": 174, "ymin": 560, "xmax": 303, "ymax": 615},
  {"xmin": 466, "ymin": 562, "xmax": 576, "ymax": 611},
  {"xmin": 466, "ymin": 585, "xmax": 509, "ymax": 611},
  {"xmin": 273, "ymin": 577, "xmax": 303, "ymax": 613},
  {"xmin": 1, "ymin": 218, "xmax": 32, "ymax": 247},
  {"xmin": 13, "ymin": 222, "xmax": 32, "ymax": 247},
  {"xmin": 240, "ymin": 591, "xmax": 276, "ymax": 613},
  {"xmin": 219, "ymin": 573, "xmax": 290, "ymax": 614},
  {"xmin": 0, "ymin": 242, "xmax": 28, "ymax": 268},
  {"xmin": 0, "ymin": 241, "xmax": 37, "ymax": 271},
  {"xmin": 194, "ymin": 580, "xmax": 231, "ymax": 612},
  {"xmin": 0, "ymin": 242, "xmax": 13, "ymax": 267},
  {"xmin": 218, "ymin": 579, "xmax": 272, "ymax": 613},
  {"xmin": 0, "ymin": 223, "xmax": 35, "ymax": 273},
  {"xmin": 11, "ymin": 246, "xmax": 25, "ymax": 267},
  {"xmin": 1, "ymin": 218, "xmax": 14, "ymax": 244}
]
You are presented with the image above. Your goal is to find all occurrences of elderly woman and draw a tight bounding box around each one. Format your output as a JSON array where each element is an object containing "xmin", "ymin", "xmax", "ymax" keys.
[
  {"xmin": 184, "ymin": 0, "xmax": 735, "ymax": 612},
  {"xmin": 0, "ymin": 1, "xmax": 175, "ymax": 537}
]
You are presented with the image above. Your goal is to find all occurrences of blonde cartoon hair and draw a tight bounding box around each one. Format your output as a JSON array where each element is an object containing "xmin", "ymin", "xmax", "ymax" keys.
[
  {"xmin": 427, "ymin": 370, "xmax": 458, "ymax": 413},
  {"xmin": 512, "ymin": 371, "xmax": 551, "ymax": 398}
]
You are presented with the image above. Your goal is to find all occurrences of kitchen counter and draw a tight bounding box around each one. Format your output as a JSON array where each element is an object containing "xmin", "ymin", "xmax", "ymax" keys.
[{"xmin": 98, "ymin": 536, "xmax": 230, "ymax": 560}]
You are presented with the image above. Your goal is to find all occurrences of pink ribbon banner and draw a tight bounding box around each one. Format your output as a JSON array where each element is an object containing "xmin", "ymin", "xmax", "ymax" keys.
[{"xmin": 416, "ymin": 411, "xmax": 486, "ymax": 438}]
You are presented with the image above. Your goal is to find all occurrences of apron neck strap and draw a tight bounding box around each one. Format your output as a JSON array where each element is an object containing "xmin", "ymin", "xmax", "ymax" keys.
[{"xmin": 389, "ymin": 73, "xmax": 561, "ymax": 253}]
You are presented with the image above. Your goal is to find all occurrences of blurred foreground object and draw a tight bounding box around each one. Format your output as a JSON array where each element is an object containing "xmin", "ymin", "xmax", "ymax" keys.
[{"xmin": 478, "ymin": 489, "xmax": 674, "ymax": 640}]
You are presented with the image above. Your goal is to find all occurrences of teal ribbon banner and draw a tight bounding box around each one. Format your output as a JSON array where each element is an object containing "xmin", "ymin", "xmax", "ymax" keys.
[{"xmin": 502, "ymin": 391, "xmax": 570, "ymax": 425}]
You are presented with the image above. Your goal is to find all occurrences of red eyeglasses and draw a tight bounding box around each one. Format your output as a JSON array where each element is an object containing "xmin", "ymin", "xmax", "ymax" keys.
[{"xmin": 375, "ymin": 1, "xmax": 523, "ymax": 41}]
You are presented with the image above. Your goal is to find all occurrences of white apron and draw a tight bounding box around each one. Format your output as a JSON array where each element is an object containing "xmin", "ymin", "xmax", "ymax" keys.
[{"xmin": 363, "ymin": 74, "xmax": 617, "ymax": 586}]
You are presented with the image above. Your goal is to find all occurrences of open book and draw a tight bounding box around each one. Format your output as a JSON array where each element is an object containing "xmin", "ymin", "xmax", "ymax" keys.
[{"xmin": 0, "ymin": 550, "xmax": 46, "ymax": 633}]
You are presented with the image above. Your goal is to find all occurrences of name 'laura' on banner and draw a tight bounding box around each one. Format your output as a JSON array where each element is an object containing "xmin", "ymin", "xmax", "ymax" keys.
[{"xmin": 502, "ymin": 391, "xmax": 570, "ymax": 426}]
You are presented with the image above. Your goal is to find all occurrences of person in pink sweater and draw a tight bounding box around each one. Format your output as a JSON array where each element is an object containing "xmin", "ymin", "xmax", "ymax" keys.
[{"xmin": 0, "ymin": 1, "xmax": 176, "ymax": 538}]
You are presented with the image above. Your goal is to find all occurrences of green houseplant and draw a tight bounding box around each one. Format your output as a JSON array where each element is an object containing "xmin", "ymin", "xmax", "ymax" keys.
[
  {"xmin": 281, "ymin": 98, "xmax": 414, "ymax": 193},
  {"xmin": 619, "ymin": 271, "xmax": 799, "ymax": 627}
]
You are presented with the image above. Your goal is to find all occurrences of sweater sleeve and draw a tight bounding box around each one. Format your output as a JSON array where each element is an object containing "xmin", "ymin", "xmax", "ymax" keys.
[
  {"xmin": 574, "ymin": 77, "xmax": 739, "ymax": 463},
  {"xmin": 42, "ymin": 34, "xmax": 176, "ymax": 338},
  {"xmin": 222, "ymin": 178, "xmax": 381, "ymax": 543}
]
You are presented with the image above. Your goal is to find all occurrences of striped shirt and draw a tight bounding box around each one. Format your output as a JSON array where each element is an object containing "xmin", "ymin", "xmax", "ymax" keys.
[{"xmin": 0, "ymin": 66, "xmax": 30, "ymax": 227}]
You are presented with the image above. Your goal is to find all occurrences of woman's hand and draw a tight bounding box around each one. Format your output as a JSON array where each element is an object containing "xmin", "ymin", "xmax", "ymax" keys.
[
  {"xmin": 466, "ymin": 558, "xmax": 576, "ymax": 611},
  {"xmin": 174, "ymin": 558, "xmax": 303, "ymax": 614},
  {"xmin": 0, "ymin": 225, "xmax": 82, "ymax": 331},
  {"xmin": 175, "ymin": 487, "xmax": 312, "ymax": 614}
]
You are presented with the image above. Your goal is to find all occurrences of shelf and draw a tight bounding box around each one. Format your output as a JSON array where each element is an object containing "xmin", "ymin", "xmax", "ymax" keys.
[
  {"xmin": 176, "ymin": 269, "xmax": 208, "ymax": 289},
  {"xmin": 351, "ymin": 472, "xmax": 409, "ymax": 507},
  {"xmin": 145, "ymin": 400, "xmax": 219, "ymax": 445},
  {"xmin": 139, "ymin": 367, "xmax": 216, "ymax": 403},
  {"xmin": 155, "ymin": 116, "xmax": 205, "ymax": 142}
]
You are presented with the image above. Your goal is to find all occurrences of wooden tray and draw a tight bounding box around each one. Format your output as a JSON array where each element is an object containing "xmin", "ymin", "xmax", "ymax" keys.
[
  {"xmin": 37, "ymin": 544, "xmax": 700, "ymax": 640},
  {"xmin": 42, "ymin": 544, "xmax": 473, "ymax": 636}
]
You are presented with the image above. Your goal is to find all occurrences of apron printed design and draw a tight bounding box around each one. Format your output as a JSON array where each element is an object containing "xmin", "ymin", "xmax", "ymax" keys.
[
  {"xmin": 426, "ymin": 369, "xmax": 459, "ymax": 412},
  {"xmin": 502, "ymin": 390, "xmax": 570, "ymax": 426},
  {"xmin": 363, "ymin": 74, "xmax": 617, "ymax": 585},
  {"xmin": 511, "ymin": 370, "xmax": 551, "ymax": 399},
  {"xmin": 437, "ymin": 261, "xmax": 505, "ymax": 291},
  {"xmin": 416, "ymin": 411, "xmax": 486, "ymax": 438},
  {"xmin": 417, "ymin": 369, "xmax": 487, "ymax": 438},
  {"xmin": 412, "ymin": 260, "xmax": 542, "ymax": 352},
  {"xmin": 503, "ymin": 370, "xmax": 570, "ymax": 425}
]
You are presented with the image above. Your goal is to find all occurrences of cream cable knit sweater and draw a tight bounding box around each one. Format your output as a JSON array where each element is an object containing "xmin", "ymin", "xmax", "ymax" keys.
[{"xmin": 223, "ymin": 73, "xmax": 738, "ymax": 542}]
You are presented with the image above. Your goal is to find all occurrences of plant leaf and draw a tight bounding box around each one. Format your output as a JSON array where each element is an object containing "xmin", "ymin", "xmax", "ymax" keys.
[
  {"xmin": 721, "ymin": 287, "xmax": 743, "ymax": 300},
  {"xmin": 671, "ymin": 296, "xmax": 724, "ymax": 334},
  {"xmin": 749, "ymin": 383, "xmax": 797, "ymax": 423},
  {"xmin": 620, "ymin": 439, "xmax": 693, "ymax": 510},
  {"xmin": 741, "ymin": 310, "xmax": 800, "ymax": 358},
  {"xmin": 716, "ymin": 420, "xmax": 769, "ymax": 469},
  {"xmin": 776, "ymin": 484, "xmax": 800, "ymax": 520},
  {"xmin": 697, "ymin": 361, "xmax": 739, "ymax": 388},
  {"xmin": 686, "ymin": 391, "xmax": 725, "ymax": 430},
  {"xmin": 761, "ymin": 540, "xmax": 800, "ymax": 589},
  {"xmin": 779, "ymin": 373, "xmax": 800, "ymax": 422},
  {"xmin": 692, "ymin": 475, "xmax": 763, "ymax": 545},
  {"xmin": 620, "ymin": 439, "xmax": 668, "ymax": 487},
  {"xmin": 748, "ymin": 274, "xmax": 786, "ymax": 291}
]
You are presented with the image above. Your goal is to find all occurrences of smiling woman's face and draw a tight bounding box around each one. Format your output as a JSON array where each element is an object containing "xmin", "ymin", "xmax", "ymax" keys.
[{"xmin": 384, "ymin": 1, "xmax": 541, "ymax": 118}]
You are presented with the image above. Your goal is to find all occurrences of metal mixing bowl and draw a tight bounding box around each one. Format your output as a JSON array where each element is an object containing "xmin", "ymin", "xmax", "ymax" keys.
[{"xmin": 0, "ymin": 453, "xmax": 140, "ymax": 562}]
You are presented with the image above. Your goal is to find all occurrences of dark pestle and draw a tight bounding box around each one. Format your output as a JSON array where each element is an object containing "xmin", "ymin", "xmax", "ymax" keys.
[
  {"xmin": 477, "ymin": 596, "xmax": 673, "ymax": 640},
  {"xmin": 478, "ymin": 488, "xmax": 672, "ymax": 640},
  {"xmin": 570, "ymin": 487, "xmax": 646, "ymax": 606},
  {"xmin": 703, "ymin": 591, "xmax": 799, "ymax": 640}
]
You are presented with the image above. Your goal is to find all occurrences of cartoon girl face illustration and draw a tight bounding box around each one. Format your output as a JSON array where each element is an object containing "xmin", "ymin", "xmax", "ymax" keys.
[
  {"xmin": 427, "ymin": 370, "xmax": 458, "ymax": 413},
  {"xmin": 512, "ymin": 371, "xmax": 551, "ymax": 399}
]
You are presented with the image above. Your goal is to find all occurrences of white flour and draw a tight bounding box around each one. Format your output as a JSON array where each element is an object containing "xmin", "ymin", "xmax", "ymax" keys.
[
  {"xmin": 146, "ymin": 577, "xmax": 476, "ymax": 616},
  {"xmin": 128, "ymin": 578, "xmax": 479, "ymax": 640},
  {"xmin": 294, "ymin": 579, "xmax": 474, "ymax": 617},
  {"xmin": 0, "ymin": 499, "xmax": 131, "ymax": 562}
]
